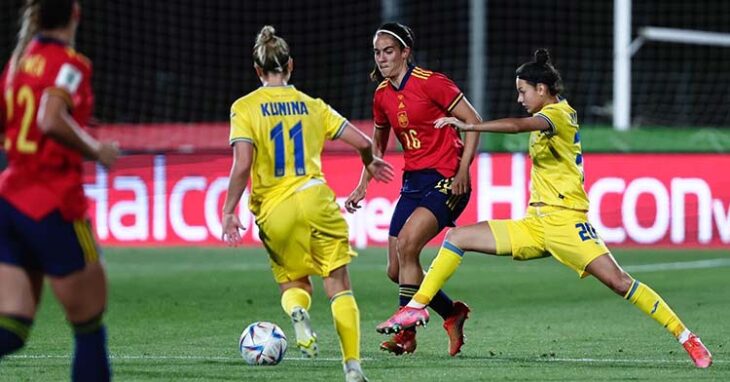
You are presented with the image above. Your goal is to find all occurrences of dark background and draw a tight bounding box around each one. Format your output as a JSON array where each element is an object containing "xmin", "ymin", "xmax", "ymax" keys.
[{"xmin": 2, "ymin": 0, "xmax": 729, "ymax": 127}]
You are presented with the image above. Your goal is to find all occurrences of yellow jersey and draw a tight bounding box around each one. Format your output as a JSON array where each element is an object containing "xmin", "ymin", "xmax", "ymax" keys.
[
  {"xmin": 229, "ymin": 85, "xmax": 347, "ymax": 222},
  {"xmin": 527, "ymin": 99, "xmax": 589, "ymax": 211}
]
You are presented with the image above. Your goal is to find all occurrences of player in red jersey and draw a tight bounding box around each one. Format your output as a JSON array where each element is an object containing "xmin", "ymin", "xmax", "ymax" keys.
[
  {"xmin": 345, "ymin": 22, "xmax": 481, "ymax": 356},
  {"xmin": 0, "ymin": 1, "xmax": 118, "ymax": 380}
]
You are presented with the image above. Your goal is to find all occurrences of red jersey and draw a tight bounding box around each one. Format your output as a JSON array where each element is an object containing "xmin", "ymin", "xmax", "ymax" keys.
[
  {"xmin": 372, "ymin": 66, "xmax": 465, "ymax": 177},
  {"xmin": 0, "ymin": 36, "xmax": 94, "ymax": 221}
]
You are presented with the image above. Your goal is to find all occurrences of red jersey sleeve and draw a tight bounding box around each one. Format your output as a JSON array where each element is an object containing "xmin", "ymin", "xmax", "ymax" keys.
[{"xmin": 423, "ymin": 72, "xmax": 464, "ymax": 113}]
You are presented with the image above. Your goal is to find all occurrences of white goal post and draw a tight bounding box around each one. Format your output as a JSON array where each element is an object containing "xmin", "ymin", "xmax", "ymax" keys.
[{"xmin": 613, "ymin": 0, "xmax": 730, "ymax": 130}]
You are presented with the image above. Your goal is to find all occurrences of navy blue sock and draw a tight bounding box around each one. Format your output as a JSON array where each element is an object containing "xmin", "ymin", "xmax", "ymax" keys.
[
  {"xmin": 399, "ymin": 284, "xmax": 419, "ymax": 307},
  {"xmin": 0, "ymin": 315, "xmax": 33, "ymax": 357},
  {"xmin": 72, "ymin": 314, "xmax": 110, "ymax": 382},
  {"xmin": 397, "ymin": 285, "xmax": 419, "ymax": 334},
  {"xmin": 429, "ymin": 290, "xmax": 456, "ymax": 319}
]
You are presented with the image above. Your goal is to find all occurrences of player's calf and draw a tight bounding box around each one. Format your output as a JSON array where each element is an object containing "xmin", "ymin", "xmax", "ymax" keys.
[
  {"xmin": 71, "ymin": 312, "xmax": 111, "ymax": 382},
  {"xmin": 0, "ymin": 314, "xmax": 33, "ymax": 357}
]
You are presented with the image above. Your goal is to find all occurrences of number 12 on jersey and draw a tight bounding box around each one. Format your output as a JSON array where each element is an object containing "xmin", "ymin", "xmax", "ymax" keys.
[{"xmin": 270, "ymin": 120, "xmax": 305, "ymax": 177}]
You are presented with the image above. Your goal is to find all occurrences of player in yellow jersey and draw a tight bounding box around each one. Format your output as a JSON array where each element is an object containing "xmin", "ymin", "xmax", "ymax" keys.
[
  {"xmin": 221, "ymin": 26, "xmax": 394, "ymax": 382},
  {"xmin": 375, "ymin": 49, "xmax": 712, "ymax": 369}
]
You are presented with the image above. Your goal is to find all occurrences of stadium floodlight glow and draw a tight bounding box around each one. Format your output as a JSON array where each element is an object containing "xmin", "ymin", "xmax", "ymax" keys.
[{"xmin": 613, "ymin": 0, "xmax": 730, "ymax": 131}]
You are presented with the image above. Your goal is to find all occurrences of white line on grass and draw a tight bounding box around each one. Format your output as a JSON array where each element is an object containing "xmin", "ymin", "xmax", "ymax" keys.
[
  {"xmin": 624, "ymin": 258, "xmax": 730, "ymax": 273},
  {"xmin": 8, "ymin": 354, "xmax": 723, "ymax": 364},
  {"xmin": 8, "ymin": 354, "xmax": 368, "ymax": 362}
]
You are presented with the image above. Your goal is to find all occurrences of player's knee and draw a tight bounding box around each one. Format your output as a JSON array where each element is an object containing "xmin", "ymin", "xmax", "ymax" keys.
[
  {"xmin": 0, "ymin": 315, "xmax": 33, "ymax": 356},
  {"xmin": 395, "ymin": 235, "xmax": 420, "ymax": 261},
  {"xmin": 443, "ymin": 228, "xmax": 462, "ymax": 246},
  {"xmin": 445, "ymin": 227, "xmax": 466, "ymax": 248}
]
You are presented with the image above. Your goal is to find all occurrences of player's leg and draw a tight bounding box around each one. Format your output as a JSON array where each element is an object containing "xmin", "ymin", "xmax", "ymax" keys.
[
  {"xmin": 307, "ymin": 185, "xmax": 366, "ymax": 380},
  {"xmin": 0, "ymin": 201, "xmax": 43, "ymax": 357},
  {"xmin": 413, "ymin": 220, "xmax": 499, "ymax": 308},
  {"xmin": 323, "ymin": 266, "xmax": 366, "ymax": 381},
  {"xmin": 38, "ymin": 215, "xmax": 110, "ymax": 382},
  {"xmin": 383, "ymin": 197, "xmax": 426, "ymax": 355},
  {"xmin": 49, "ymin": 262, "xmax": 110, "ymax": 382},
  {"xmin": 0, "ymin": 265, "xmax": 42, "ymax": 357},
  {"xmin": 546, "ymin": 208, "xmax": 711, "ymax": 368},
  {"xmin": 377, "ymin": 215, "xmax": 545, "ymax": 335},
  {"xmin": 380, "ymin": 235, "xmax": 418, "ymax": 355},
  {"xmin": 261, "ymin": 190, "xmax": 320, "ymax": 358},
  {"xmin": 376, "ymin": 220, "xmax": 497, "ymax": 334},
  {"xmin": 397, "ymin": 208, "xmax": 465, "ymax": 320},
  {"xmin": 278, "ymin": 278, "xmax": 318, "ymax": 358},
  {"xmin": 585, "ymin": 253, "xmax": 712, "ymax": 368}
]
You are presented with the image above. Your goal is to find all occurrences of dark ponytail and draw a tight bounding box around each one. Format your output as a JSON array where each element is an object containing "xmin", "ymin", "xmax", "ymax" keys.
[{"xmin": 515, "ymin": 48, "xmax": 563, "ymax": 95}]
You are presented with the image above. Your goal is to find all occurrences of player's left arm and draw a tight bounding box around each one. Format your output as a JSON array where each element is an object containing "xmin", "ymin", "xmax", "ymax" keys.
[
  {"xmin": 449, "ymin": 97, "xmax": 482, "ymax": 195},
  {"xmin": 221, "ymin": 141, "xmax": 253, "ymax": 246}
]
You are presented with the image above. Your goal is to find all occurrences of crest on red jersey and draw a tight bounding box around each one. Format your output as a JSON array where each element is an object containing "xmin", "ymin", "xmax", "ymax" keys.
[{"xmin": 397, "ymin": 111, "xmax": 409, "ymax": 127}]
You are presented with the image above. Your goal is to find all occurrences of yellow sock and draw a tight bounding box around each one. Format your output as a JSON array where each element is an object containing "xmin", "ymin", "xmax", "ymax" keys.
[
  {"xmin": 281, "ymin": 287, "xmax": 311, "ymax": 316},
  {"xmin": 330, "ymin": 290, "xmax": 360, "ymax": 362},
  {"xmin": 413, "ymin": 241, "xmax": 464, "ymax": 305},
  {"xmin": 624, "ymin": 279, "xmax": 687, "ymax": 338}
]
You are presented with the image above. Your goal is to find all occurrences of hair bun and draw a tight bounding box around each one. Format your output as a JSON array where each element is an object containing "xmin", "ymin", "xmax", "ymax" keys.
[
  {"xmin": 258, "ymin": 25, "xmax": 276, "ymax": 44},
  {"xmin": 534, "ymin": 49, "xmax": 550, "ymax": 65}
]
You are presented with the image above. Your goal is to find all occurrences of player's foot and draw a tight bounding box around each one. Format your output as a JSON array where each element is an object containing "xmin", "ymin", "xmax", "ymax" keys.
[
  {"xmin": 291, "ymin": 307, "xmax": 318, "ymax": 358},
  {"xmin": 379, "ymin": 329, "xmax": 417, "ymax": 355},
  {"xmin": 442, "ymin": 301, "xmax": 470, "ymax": 356},
  {"xmin": 375, "ymin": 306, "xmax": 429, "ymax": 334},
  {"xmin": 343, "ymin": 360, "xmax": 368, "ymax": 382},
  {"xmin": 682, "ymin": 333, "xmax": 712, "ymax": 368},
  {"xmin": 344, "ymin": 368, "xmax": 368, "ymax": 382}
]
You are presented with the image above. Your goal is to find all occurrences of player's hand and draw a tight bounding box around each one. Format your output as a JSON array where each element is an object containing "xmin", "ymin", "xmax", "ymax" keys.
[
  {"xmin": 451, "ymin": 167, "xmax": 471, "ymax": 195},
  {"xmin": 434, "ymin": 117, "xmax": 470, "ymax": 131},
  {"xmin": 221, "ymin": 213, "xmax": 246, "ymax": 246},
  {"xmin": 97, "ymin": 142, "xmax": 120, "ymax": 169},
  {"xmin": 344, "ymin": 184, "xmax": 368, "ymax": 213},
  {"xmin": 366, "ymin": 156, "xmax": 395, "ymax": 183}
]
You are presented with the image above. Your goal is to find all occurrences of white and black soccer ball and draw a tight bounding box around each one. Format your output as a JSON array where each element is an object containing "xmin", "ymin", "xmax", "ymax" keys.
[{"xmin": 239, "ymin": 321, "xmax": 287, "ymax": 365}]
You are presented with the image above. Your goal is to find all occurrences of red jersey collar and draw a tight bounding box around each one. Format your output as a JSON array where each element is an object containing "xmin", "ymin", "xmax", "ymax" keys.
[{"xmin": 389, "ymin": 64, "xmax": 415, "ymax": 92}]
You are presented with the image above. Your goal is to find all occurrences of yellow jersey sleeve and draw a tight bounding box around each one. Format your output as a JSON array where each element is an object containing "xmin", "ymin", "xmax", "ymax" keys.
[
  {"xmin": 534, "ymin": 104, "xmax": 562, "ymax": 136},
  {"xmin": 314, "ymin": 98, "xmax": 348, "ymax": 140},
  {"xmin": 229, "ymin": 101, "xmax": 254, "ymax": 146}
]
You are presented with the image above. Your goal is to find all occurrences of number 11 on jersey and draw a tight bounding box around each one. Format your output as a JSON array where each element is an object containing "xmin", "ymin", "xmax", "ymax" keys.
[{"xmin": 270, "ymin": 120, "xmax": 305, "ymax": 177}]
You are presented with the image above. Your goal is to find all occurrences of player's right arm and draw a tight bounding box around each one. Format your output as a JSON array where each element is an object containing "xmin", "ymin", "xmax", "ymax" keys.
[
  {"xmin": 344, "ymin": 125, "xmax": 391, "ymax": 213},
  {"xmin": 221, "ymin": 140, "xmax": 253, "ymax": 246},
  {"xmin": 37, "ymin": 91, "xmax": 118, "ymax": 168},
  {"xmin": 338, "ymin": 122, "xmax": 394, "ymax": 182}
]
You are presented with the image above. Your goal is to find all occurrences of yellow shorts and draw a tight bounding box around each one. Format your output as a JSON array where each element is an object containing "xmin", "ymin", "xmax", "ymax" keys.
[
  {"xmin": 488, "ymin": 205, "xmax": 610, "ymax": 278},
  {"xmin": 257, "ymin": 183, "xmax": 356, "ymax": 283}
]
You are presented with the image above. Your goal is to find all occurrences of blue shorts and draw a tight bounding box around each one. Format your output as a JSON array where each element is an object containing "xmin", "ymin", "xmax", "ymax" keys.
[
  {"xmin": 389, "ymin": 170, "xmax": 470, "ymax": 237},
  {"xmin": 0, "ymin": 198, "xmax": 100, "ymax": 277}
]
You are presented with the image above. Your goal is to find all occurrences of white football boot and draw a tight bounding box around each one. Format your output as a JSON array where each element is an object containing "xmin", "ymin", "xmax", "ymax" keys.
[{"xmin": 291, "ymin": 307, "xmax": 318, "ymax": 358}]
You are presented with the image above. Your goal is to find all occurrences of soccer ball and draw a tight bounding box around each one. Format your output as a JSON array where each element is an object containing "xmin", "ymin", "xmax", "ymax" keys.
[{"xmin": 239, "ymin": 321, "xmax": 287, "ymax": 365}]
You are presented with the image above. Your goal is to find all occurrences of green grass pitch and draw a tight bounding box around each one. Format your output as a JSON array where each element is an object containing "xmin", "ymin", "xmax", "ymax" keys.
[{"xmin": 2, "ymin": 247, "xmax": 728, "ymax": 381}]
